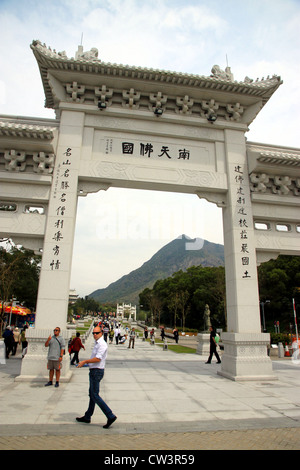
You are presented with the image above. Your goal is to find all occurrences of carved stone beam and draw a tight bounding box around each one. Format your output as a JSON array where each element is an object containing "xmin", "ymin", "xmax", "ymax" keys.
[
  {"xmin": 250, "ymin": 173, "xmax": 269, "ymax": 193},
  {"xmin": 294, "ymin": 178, "xmax": 300, "ymax": 196},
  {"xmin": 226, "ymin": 103, "xmax": 244, "ymax": 122},
  {"xmin": 66, "ymin": 81, "xmax": 85, "ymax": 103},
  {"xmin": 200, "ymin": 99, "xmax": 219, "ymax": 119},
  {"xmin": 149, "ymin": 91, "xmax": 167, "ymax": 113},
  {"xmin": 4, "ymin": 150, "xmax": 26, "ymax": 172},
  {"xmin": 176, "ymin": 95, "xmax": 194, "ymax": 115},
  {"xmin": 33, "ymin": 152, "xmax": 55, "ymax": 174},
  {"xmin": 122, "ymin": 88, "xmax": 140, "ymax": 109},
  {"xmin": 94, "ymin": 85, "xmax": 113, "ymax": 108},
  {"xmin": 272, "ymin": 176, "xmax": 292, "ymax": 195},
  {"xmin": 196, "ymin": 190, "xmax": 227, "ymax": 208}
]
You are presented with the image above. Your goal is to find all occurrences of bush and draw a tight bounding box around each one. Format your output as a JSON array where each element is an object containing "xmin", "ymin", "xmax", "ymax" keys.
[{"xmin": 270, "ymin": 333, "xmax": 290, "ymax": 345}]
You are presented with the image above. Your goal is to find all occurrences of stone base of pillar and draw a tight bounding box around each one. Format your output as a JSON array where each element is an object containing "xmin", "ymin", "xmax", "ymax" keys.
[
  {"xmin": 196, "ymin": 333, "xmax": 210, "ymax": 356},
  {"xmin": 218, "ymin": 332, "xmax": 277, "ymax": 381},
  {"xmin": 15, "ymin": 329, "xmax": 72, "ymax": 383}
]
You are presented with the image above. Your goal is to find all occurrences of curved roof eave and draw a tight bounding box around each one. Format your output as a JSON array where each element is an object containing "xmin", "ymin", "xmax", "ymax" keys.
[{"xmin": 30, "ymin": 40, "xmax": 283, "ymax": 111}]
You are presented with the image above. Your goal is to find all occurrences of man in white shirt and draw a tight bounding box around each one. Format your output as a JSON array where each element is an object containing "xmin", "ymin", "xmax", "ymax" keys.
[
  {"xmin": 76, "ymin": 326, "xmax": 117, "ymax": 429},
  {"xmin": 114, "ymin": 325, "xmax": 121, "ymax": 344}
]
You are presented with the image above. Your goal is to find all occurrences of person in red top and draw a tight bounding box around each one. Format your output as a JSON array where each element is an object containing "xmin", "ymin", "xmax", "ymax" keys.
[{"xmin": 70, "ymin": 332, "xmax": 85, "ymax": 365}]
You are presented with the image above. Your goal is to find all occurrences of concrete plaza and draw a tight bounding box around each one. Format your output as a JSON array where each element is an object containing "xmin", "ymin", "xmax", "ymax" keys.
[{"xmin": 0, "ymin": 331, "xmax": 300, "ymax": 450}]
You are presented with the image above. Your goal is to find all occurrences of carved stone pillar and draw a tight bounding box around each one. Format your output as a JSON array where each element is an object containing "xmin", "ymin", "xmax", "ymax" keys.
[
  {"xmin": 18, "ymin": 110, "xmax": 85, "ymax": 381},
  {"xmin": 219, "ymin": 130, "xmax": 276, "ymax": 381}
]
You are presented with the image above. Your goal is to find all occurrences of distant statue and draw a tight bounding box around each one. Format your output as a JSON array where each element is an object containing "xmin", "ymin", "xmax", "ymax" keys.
[
  {"xmin": 75, "ymin": 45, "xmax": 99, "ymax": 60},
  {"xmin": 203, "ymin": 304, "xmax": 212, "ymax": 331},
  {"xmin": 82, "ymin": 47, "xmax": 99, "ymax": 59},
  {"xmin": 211, "ymin": 65, "xmax": 234, "ymax": 81}
]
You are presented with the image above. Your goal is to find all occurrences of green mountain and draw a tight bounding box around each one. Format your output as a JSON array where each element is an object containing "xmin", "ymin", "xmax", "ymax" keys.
[{"xmin": 89, "ymin": 235, "xmax": 224, "ymax": 304}]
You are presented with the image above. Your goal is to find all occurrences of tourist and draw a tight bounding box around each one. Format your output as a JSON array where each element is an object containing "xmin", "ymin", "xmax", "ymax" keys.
[
  {"xmin": 160, "ymin": 327, "xmax": 165, "ymax": 341},
  {"xmin": 20, "ymin": 325, "xmax": 28, "ymax": 358},
  {"xmin": 150, "ymin": 328, "xmax": 155, "ymax": 344},
  {"xmin": 70, "ymin": 332, "xmax": 85, "ymax": 365},
  {"xmin": 144, "ymin": 326, "xmax": 148, "ymax": 340},
  {"xmin": 44, "ymin": 327, "xmax": 65, "ymax": 387},
  {"xmin": 114, "ymin": 325, "xmax": 120, "ymax": 344},
  {"xmin": 12, "ymin": 327, "xmax": 21, "ymax": 355},
  {"xmin": 109, "ymin": 327, "xmax": 114, "ymax": 344},
  {"xmin": 205, "ymin": 326, "xmax": 221, "ymax": 364},
  {"xmin": 173, "ymin": 327, "xmax": 179, "ymax": 344},
  {"xmin": 128, "ymin": 328, "xmax": 136, "ymax": 349},
  {"xmin": 76, "ymin": 326, "xmax": 117, "ymax": 429},
  {"xmin": 3, "ymin": 326, "xmax": 14, "ymax": 358},
  {"xmin": 103, "ymin": 323, "xmax": 109, "ymax": 342}
]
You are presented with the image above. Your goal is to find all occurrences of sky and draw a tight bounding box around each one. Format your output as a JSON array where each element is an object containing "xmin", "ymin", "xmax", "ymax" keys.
[{"xmin": 1, "ymin": 0, "xmax": 300, "ymax": 298}]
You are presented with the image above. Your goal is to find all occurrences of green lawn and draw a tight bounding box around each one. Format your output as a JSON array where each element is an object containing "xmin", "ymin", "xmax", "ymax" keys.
[
  {"xmin": 166, "ymin": 344, "xmax": 196, "ymax": 354},
  {"xmin": 144, "ymin": 337, "xmax": 196, "ymax": 354}
]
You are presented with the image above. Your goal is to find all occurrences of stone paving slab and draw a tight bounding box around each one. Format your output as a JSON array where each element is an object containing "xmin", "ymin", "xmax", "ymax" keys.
[{"xmin": 0, "ymin": 333, "xmax": 300, "ymax": 450}]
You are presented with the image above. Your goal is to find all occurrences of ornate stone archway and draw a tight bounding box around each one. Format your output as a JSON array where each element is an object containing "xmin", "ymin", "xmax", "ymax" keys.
[{"xmin": 0, "ymin": 41, "xmax": 299, "ymax": 381}]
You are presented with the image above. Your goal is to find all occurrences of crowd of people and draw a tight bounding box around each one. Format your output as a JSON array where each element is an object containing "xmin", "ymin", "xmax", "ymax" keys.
[
  {"xmin": 2, "ymin": 318, "xmax": 221, "ymax": 430},
  {"xmin": 2, "ymin": 323, "xmax": 28, "ymax": 359}
]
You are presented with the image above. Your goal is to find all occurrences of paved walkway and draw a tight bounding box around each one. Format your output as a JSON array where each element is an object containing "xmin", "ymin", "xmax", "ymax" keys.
[{"xmin": 0, "ymin": 332, "xmax": 300, "ymax": 450}]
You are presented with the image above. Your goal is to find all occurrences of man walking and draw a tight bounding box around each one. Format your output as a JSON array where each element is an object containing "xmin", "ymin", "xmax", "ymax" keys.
[
  {"xmin": 76, "ymin": 326, "xmax": 117, "ymax": 429},
  {"xmin": 44, "ymin": 327, "xmax": 65, "ymax": 387},
  {"xmin": 205, "ymin": 326, "xmax": 221, "ymax": 364},
  {"xmin": 128, "ymin": 327, "xmax": 136, "ymax": 349}
]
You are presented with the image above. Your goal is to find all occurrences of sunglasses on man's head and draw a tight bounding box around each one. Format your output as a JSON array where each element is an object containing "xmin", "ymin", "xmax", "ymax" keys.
[{"xmin": 92, "ymin": 331, "xmax": 101, "ymax": 335}]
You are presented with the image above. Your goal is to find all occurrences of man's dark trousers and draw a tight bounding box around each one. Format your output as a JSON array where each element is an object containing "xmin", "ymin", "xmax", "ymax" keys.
[{"xmin": 84, "ymin": 368, "xmax": 115, "ymax": 420}]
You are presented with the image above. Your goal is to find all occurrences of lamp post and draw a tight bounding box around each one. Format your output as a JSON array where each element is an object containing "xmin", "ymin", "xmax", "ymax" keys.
[
  {"xmin": 260, "ymin": 300, "xmax": 270, "ymax": 332},
  {"xmin": 8, "ymin": 297, "xmax": 17, "ymax": 327}
]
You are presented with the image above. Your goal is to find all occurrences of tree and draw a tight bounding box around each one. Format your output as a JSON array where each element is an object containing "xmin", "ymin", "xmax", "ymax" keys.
[
  {"xmin": 0, "ymin": 244, "xmax": 41, "ymax": 333},
  {"xmin": 138, "ymin": 264, "xmax": 226, "ymax": 331},
  {"xmin": 257, "ymin": 255, "xmax": 300, "ymax": 331},
  {"xmin": 177, "ymin": 290, "xmax": 190, "ymax": 331},
  {"xmin": 166, "ymin": 291, "xmax": 180, "ymax": 327}
]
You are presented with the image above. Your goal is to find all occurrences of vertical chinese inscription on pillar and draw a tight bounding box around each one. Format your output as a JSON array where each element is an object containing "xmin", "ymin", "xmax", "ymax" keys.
[
  {"xmin": 50, "ymin": 148, "xmax": 72, "ymax": 271},
  {"xmin": 234, "ymin": 164, "xmax": 252, "ymax": 279}
]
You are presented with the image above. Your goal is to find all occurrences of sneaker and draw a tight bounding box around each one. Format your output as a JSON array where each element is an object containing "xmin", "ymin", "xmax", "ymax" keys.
[
  {"xmin": 44, "ymin": 381, "xmax": 52, "ymax": 386},
  {"xmin": 55, "ymin": 382, "xmax": 59, "ymax": 387}
]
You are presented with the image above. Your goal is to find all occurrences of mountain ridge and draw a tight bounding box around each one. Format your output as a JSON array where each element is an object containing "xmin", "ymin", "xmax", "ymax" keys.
[{"xmin": 89, "ymin": 235, "xmax": 224, "ymax": 304}]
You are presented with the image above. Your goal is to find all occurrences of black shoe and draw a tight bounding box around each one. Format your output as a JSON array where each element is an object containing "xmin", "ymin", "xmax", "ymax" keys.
[
  {"xmin": 103, "ymin": 416, "xmax": 117, "ymax": 429},
  {"xmin": 44, "ymin": 381, "xmax": 53, "ymax": 386},
  {"xmin": 205, "ymin": 361, "xmax": 211, "ymax": 364},
  {"xmin": 76, "ymin": 416, "xmax": 91, "ymax": 424},
  {"xmin": 217, "ymin": 361, "xmax": 221, "ymax": 364},
  {"xmin": 55, "ymin": 382, "xmax": 59, "ymax": 387}
]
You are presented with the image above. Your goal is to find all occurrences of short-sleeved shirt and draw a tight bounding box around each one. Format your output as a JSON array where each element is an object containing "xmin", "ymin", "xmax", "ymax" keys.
[
  {"xmin": 89, "ymin": 336, "xmax": 107, "ymax": 369},
  {"xmin": 47, "ymin": 335, "xmax": 65, "ymax": 360}
]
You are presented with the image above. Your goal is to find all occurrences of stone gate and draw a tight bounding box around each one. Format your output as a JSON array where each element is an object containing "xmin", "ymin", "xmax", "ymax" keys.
[{"xmin": 0, "ymin": 40, "xmax": 299, "ymax": 381}]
